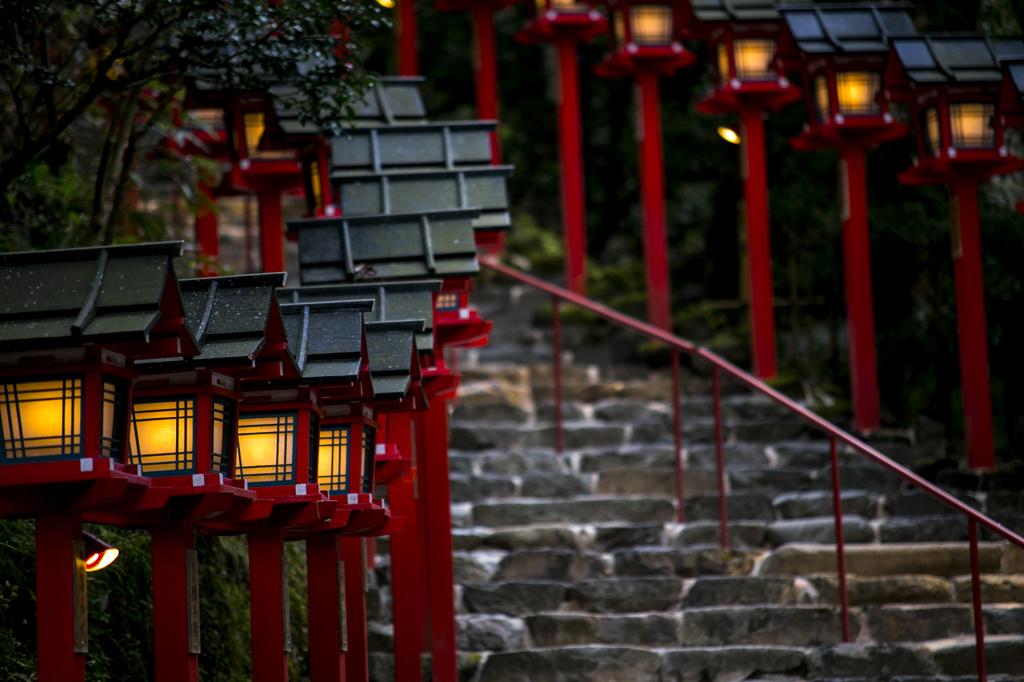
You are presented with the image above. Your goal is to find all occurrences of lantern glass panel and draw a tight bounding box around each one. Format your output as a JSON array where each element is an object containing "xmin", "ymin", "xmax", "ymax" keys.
[
  {"xmin": 189, "ymin": 109, "xmax": 224, "ymax": 131},
  {"xmin": 950, "ymin": 103, "xmax": 995, "ymax": 149},
  {"xmin": 549, "ymin": 0, "xmax": 585, "ymax": 12},
  {"xmin": 0, "ymin": 377, "xmax": 82, "ymax": 461},
  {"xmin": 360, "ymin": 427, "xmax": 375, "ymax": 493},
  {"xmin": 629, "ymin": 5, "xmax": 673, "ymax": 46},
  {"xmin": 129, "ymin": 398, "xmax": 195, "ymax": 475},
  {"xmin": 242, "ymin": 112, "xmax": 294, "ymax": 161},
  {"xmin": 922, "ymin": 107, "xmax": 941, "ymax": 156},
  {"xmin": 101, "ymin": 377, "xmax": 128, "ymax": 459},
  {"xmin": 317, "ymin": 425, "xmax": 350, "ymax": 494},
  {"xmin": 813, "ymin": 75, "xmax": 831, "ymax": 122},
  {"xmin": 211, "ymin": 397, "xmax": 234, "ymax": 475},
  {"xmin": 307, "ymin": 159, "xmax": 324, "ymax": 211},
  {"xmin": 733, "ymin": 39, "xmax": 776, "ymax": 81},
  {"xmin": 716, "ymin": 43, "xmax": 730, "ymax": 85},
  {"xmin": 435, "ymin": 292, "xmax": 459, "ymax": 311},
  {"xmin": 236, "ymin": 413, "xmax": 297, "ymax": 485},
  {"xmin": 612, "ymin": 9, "xmax": 625, "ymax": 46},
  {"xmin": 836, "ymin": 72, "xmax": 881, "ymax": 116}
]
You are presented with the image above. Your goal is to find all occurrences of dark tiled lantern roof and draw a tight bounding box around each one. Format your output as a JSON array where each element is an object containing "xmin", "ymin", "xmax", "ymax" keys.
[
  {"xmin": 278, "ymin": 300, "xmax": 374, "ymax": 384},
  {"xmin": 0, "ymin": 241, "xmax": 196, "ymax": 351},
  {"xmin": 278, "ymin": 280, "xmax": 442, "ymax": 355},
  {"xmin": 777, "ymin": 3, "xmax": 915, "ymax": 54},
  {"xmin": 288, "ymin": 209, "xmax": 480, "ymax": 285},
  {"xmin": 890, "ymin": 35, "xmax": 1024, "ymax": 85},
  {"xmin": 689, "ymin": 0, "xmax": 779, "ymax": 22}
]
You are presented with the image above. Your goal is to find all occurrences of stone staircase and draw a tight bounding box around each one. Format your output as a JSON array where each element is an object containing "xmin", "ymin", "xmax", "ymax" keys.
[{"xmin": 367, "ymin": 288, "xmax": 1024, "ymax": 682}]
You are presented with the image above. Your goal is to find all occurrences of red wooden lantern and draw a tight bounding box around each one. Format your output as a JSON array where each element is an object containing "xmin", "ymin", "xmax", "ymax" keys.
[
  {"xmin": 594, "ymin": 0, "xmax": 695, "ymax": 333},
  {"xmin": 0, "ymin": 242, "xmax": 199, "ymax": 682},
  {"xmin": 681, "ymin": 0, "xmax": 800, "ymax": 379},
  {"xmin": 777, "ymin": 3, "xmax": 914, "ymax": 433},
  {"xmin": 517, "ymin": 0, "xmax": 606, "ymax": 296},
  {"xmin": 884, "ymin": 34, "xmax": 1024, "ymax": 470}
]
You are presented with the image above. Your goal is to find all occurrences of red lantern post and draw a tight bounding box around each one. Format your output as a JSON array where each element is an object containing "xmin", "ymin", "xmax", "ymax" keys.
[
  {"xmin": 777, "ymin": 4, "xmax": 914, "ymax": 432},
  {"xmin": 594, "ymin": 0, "xmax": 695, "ymax": 331},
  {"xmin": 682, "ymin": 0, "xmax": 801, "ymax": 378},
  {"xmin": 885, "ymin": 35, "xmax": 1024, "ymax": 470},
  {"xmin": 434, "ymin": 0, "xmax": 519, "ymax": 162},
  {"xmin": 517, "ymin": 1, "xmax": 606, "ymax": 294}
]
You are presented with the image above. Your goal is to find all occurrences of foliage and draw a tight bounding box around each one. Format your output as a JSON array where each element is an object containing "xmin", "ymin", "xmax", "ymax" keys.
[{"xmin": 0, "ymin": 0, "xmax": 386, "ymax": 247}]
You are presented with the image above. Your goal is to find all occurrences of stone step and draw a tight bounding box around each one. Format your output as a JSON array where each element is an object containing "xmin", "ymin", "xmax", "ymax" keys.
[
  {"xmin": 808, "ymin": 635, "xmax": 1024, "ymax": 678},
  {"xmin": 470, "ymin": 496, "xmax": 676, "ymax": 527},
  {"xmin": 612, "ymin": 546, "xmax": 766, "ymax": 578},
  {"xmin": 493, "ymin": 549, "xmax": 610, "ymax": 582},
  {"xmin": 566, "ymin": 577, "xmax": 686, "ymax": 612},
  {"xmin": 757, "ymin": 542, "xmax": 1007, "ymax": 578},
  {"xmin": 526, "ymin": 612, "xmax": 682, "ymax": 648},
  {"xmin": 765, "ymin": 516, "xmax": 876, "ymax": 546},
  {"xmin": 462, "ymin": 581, "xmax": 568, "ymax": 616},
  {"xmin": 681, "ymin": 605, "xmax": 852, "ymax": 646},
  {"xmin": 683, "ymin": 492, "xmax": 774, "ymax": 521},
  {"xmin": 772, "ymin": 490, "xmax": 879, "ymax": 519},
  {"xmin": 477, "ymin": 645, "xmax": 665, "ymax": 682}
]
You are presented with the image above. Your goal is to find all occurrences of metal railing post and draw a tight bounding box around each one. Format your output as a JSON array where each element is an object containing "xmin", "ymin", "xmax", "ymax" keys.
[
  {"xmin": 552, "ymin": 296, "xmax": 564, "ymax": 454},
  {"xmin": 969, "ymin": 519, "xmax": 987, "ymax": 682},
  {"xmin": 672, "ymin": 348, "xmax": 684, "ymax": 523},
  {"xmin": 712, "ymin": 365, "xmax": 729, "ymax": 549},
  {"xmin": 829, "ymin": 437, "xmax": 850, "ymax": 642}
]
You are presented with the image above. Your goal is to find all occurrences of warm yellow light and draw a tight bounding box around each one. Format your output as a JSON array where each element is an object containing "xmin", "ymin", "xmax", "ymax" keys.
[
  {"xmin": 629, "ymin": 5, "xmax": 673, "ymax": 46},
  {"xmin": 836, "ymin": 72, "xmax": 881, "ymax": 116},
  {"xmin": 718, "ymin": 127, "xmax": 741, "ymax": 144},
  {"xmin": 130, "ymin": 399, "xmax": 194, "ymax": 474},
  {"xmin": 376, "ymin": 0, "xmax": 395, "ymax": 7},
  {"xmin": 549, "ymin": 0, "xmax": 585, "ymax": 11},
  {"xmin": 85, "ymin": 549, "xmax": 119, "ymax": 572},
  {"xmin": 0, "ymin": 378, "xmax": 81, "ymax": 458},
  {"xmin": 242, "ymin": 112, "xmax": 294, "ymax": 161},
  {"xmin": 923, "ymin": 107, "xmax": 941, "ymax": 155},
  {"xmin": 716, "ymin": 43, "xmax": 730, "ymax": 85},
  {"xmin": 733, "ymin": 39, "xmax": 776, "ymax": 82},
  {"xmin": 949, "ymin": 102, "xmax": 995, "ymax": 150},
  {"xmin": 813, "ymin": 75, "xmax": 831, "ymax": 122},
  {"xmin": 612, "ymin": 9, "xmax": 626, "ymax": 45},
  {"xmin": 236, "ymin": 415, "xmax": 295, "ymax": 484},
  {"xmin": 317, "ymin": 426, "xmax": 350, "ymax": 494}
]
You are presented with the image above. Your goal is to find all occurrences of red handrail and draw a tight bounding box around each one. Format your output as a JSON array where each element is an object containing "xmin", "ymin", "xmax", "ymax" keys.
[{"xmin": 481, "ymin": 255, "xmax": 1024, "ymax": 549}]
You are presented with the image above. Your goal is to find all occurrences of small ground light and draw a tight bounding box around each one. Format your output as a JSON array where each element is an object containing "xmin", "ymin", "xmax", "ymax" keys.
[
  {"xmin": 718, "ymin": 126, "xmax": 740, "ymax": 144},
  {"xmin": 83, "ymin": 532, "xmax": 119, "ymax": 572},
  {"xmin": 376, "ymin": 0, "xmax": 396, "ymax": 7}
]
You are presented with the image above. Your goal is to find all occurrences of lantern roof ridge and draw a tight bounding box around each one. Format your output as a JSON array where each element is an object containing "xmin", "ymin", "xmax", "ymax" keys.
[
  {"xmin": 274, "ymin": 300, "xmax": 367, "ymax": 384},
  {"xmin": 689, "ymin": 0, "xmax": 780, "ymax": 23},
  {"xmin": 888, "ymin": 33, "xmax": 1024, "ymax": 85},
  {"xmin": 179, "ymin": 272, "xmax": 287, "ymax": 292},
  {"xmin": 0, "ymin": 240, "xmax": 197, "ymax": 351},
  {"xmin": 777, "ymin": 2, "xmax": 915, "ymax": 56}
]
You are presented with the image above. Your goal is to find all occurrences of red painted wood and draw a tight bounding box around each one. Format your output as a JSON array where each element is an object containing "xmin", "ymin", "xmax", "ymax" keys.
[
  {"xmin": 951, "ymin": 179, "xmax": 995, "ymax": 471},
  {"xmin": 398, "ymin": 0, "xmax": 419, "ymax": 75},
  {"xmin": 471, "ymin": 5, "xmax": 501, "ymax": 163},
  {"xmin": 196, "ymin": 183, "xmax": 219, "ymax": 269},
  {"xmin": 152, "ymin": 522, "xmax": 198, "ymax": 682},
  {"xmin": 307, "ymin": 533, "xmax": 346, "ymax": 682},
  {"xmin": 386, "ymin": 415, "xmax": 424, "ymax": 682},
  {"xmin": 35, "ymin": 510, "xmax": 85, "ymax": 682},
  {"xmin": 635, "ymin": 71, "xmax": 672, "ymax": 333},
  {"xmin": 552, "ymin": 298, "xmax": 564, "ymax": 454},
  {"xmin": 259, "ymin": 189, "xmax": 285, "ymax": 274},
  {"xmin": 829, "ymin": 439, "xmax": 850, "ymax": 643},
  {"xmin": 419, "ymin": 399, "xmax": 458, "ymax": 681},
  {"xmin": 556, "ymin": 37, "xmax": 587, "ymax": 295},
  {"xmin": 740, "ymin": 107, "xmax": 777, "ymax": 379},
  {"xmin": 969, "ymin": 519, "xmax": 987, "ymax": 681},
  {"xmin": 340, "ymin": 537, "xmax": 369, "ymax": 682},
  {"xmin": 248, "ymin": 530, "xmax": 289, "ymax": 682},
  {"xmin": 712, "ymin": 366, "xmax": 729, "ymax": 549},
  {"xmin": 479, "ymin": 256, "xmax": 1024, "ymax": 549},
  {"xmin": 839, "ymin": 145, "xmax": 880, "ymax": 433},
  {"xmin": 671, "ymin": 349, "xmax": 684, "ymax": 523}
]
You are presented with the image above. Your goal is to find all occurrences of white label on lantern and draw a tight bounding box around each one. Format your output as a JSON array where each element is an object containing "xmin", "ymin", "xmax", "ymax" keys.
[
  {"xmin": 295, "ymin": 484, "xmax": 307, "ymax": 496},
  {"xmin": 376, "ymin": 444, "xmax": 386, "ymax": 455},
  {"xmin": 80, "ymin": 458, "xmax": 94, "ymax": 472},
  {"xmin": 193, "ymin": 474, "xmax": 205, "ymax": 487},
  {"xmin": 459, "ymin": 308, "xmax": 470, "ymax": 320},
  {"xmin": 347, "ymin": 493, "xmax": 359, "ymax": 505}
]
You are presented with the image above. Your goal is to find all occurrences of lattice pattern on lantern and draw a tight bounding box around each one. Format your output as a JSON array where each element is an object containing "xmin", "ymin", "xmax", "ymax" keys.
[
  {"xmin": 211, "ymin": 398, "xmax": 234, "ymax": 475},
  {"xmin": 435, "ymin": 292, "xmax": 460, "ymax": 311},
  {"xmin": 836, "ymin": 72, "xmax": 881, "ymax": 117},
  {"xmin": 360, "ymin": 427, "xmax": 375, "ymax": 493},
  {"xmin": 813, "ymin": 75, "xmax": 831, "ymax": 123},
  {"xmin": 188, "ymin": 109, "xmax": 224, "ymax": 131},
  {"xmin": 0, "ymin": 377, "xmax": 82, "ymax": 461},
  {"xmin": 950, "ymin": 103, "xmax": 996, "ymax": 149},
  {"xmin": 733, "ymin": 39, "xmax": 777, "ymax": 81},
  {"xmin": 317, "ymin": 425, "xmax": 350, "ymax": 494},
  {"xmin": 308, "ymin": 414, "xmax": 320, "ymax": 485},
  {"xmin": 236, "ymin": 413, "xmax": 297, "ymax": 485},
  {"xmin": 922, "ymin": 107, "xmax": 942, "ymax": 156},
  {"xmin": 716, "ymin": 43, "xmax": 730, "ymax": 86},
  {"xmin": 129, "ymin": 398, "xmax": 196, "ymax": 475},
  {"xmin": 629, "ymin": 5, "xmax": 672, "ymax": 46},
  {"xmin": 100, "ymin": 378, "xmax": 128, "ymax": 459},
  {"xmin": 243, "ymin": 112, "xmax": 296, "ymax": 161}
]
